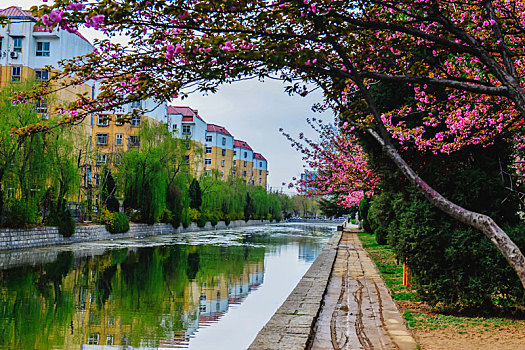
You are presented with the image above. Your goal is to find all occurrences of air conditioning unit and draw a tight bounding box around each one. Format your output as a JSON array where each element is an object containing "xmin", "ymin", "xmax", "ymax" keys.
[{"xmin": 10, "ymin": 51, "xmax": 18, "ymax": 59}]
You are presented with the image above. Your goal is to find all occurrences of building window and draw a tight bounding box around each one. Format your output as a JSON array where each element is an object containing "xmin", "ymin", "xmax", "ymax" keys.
[
  {"xmin": 115, "ymin": 114, "xmax": 124, "ymax": 126},
  {"xmin": 221, "ymin": 160, "xmax": 225, "ymax": 167},
  {"xmin": 233, "ymin": 150, "xmax": 237, "ymax": 156},
  {"xmin": 243, "ymin": 171, "xmax": 247, "ymax": 176},
  {"xmin": 205, "ymin": 146, "xmax": 212, "ymax": 154},
  {"xmin": 130, "ymin": 115, "xmax": 141, "ymax": 127},
  {"xmin": 94, "ymin": 174, "xmax": 100, "ymax": 186},
  {"xmin": 205, "ymin": 170, "xmax": 211, "ymax": 176},
  {"xmin": 35, "ymin": 70, "xmax": 49, "ymax": 81},
  {"xmin": 232, "ymin": 169, "xmax": 236, "ymax": 175},
  {"xmin": 233, "ymin": 160, "xmax": 236, "ymax": 166},
  {"xmin": 97, "ymin": 114, "xmax": 109, "ymax": 126},
  {"xmin": 184, "ymin": 155, "xmax": 190, "ymax": 162},
  {"xmin": 260, "ymin": 162, "xmax": 263, "ymax": 167},
  {"xmin": 11, "ymin": 66, "xmax": 21, "ymax": 82},
  {"xmin": 96, "ymin": 154, "xmax": 107, "ymax": 165},
  {"xmin": 222, "ymin": 137, "xmax": 226, "ymax": 146},
  {"xmin": 204, "ymin": 158, "xmax": 212, "ymax": 165},
  {"xmin": 96, "ymin": 134, "xmax": 108, "ymax": 145},
  {"xmin": 183, "ymin": 125, "xmax": 191, "ymax": 135},
  {"xmin": 34, "ymin": 98, "xmax": 47, "ymax": 114},
  {"xmin": 172, "ymin": 124, "xmax": 177, "ymax": 130},
  {"xmin": 13, "ymin": 37, "xmax": 22, "ymax": 53},
  {"xmin": 88, "ymin": 333, "xmax": 99, "ymax": 345},
  {"xmin": 244, "ymin": 151, "xmax": 247, "ymax": 158},
  {"xmin": 0, "ymin": 38, "xmax": 2, "ymax": 52},
  {"xmin": 259, "ymin": 178, "xmax": 262, "ymax": 183},
  {"xmin": 206, "ymin": 135, "xmax": 212, "ymax": 142},
  {"xmin": 129, "ymin": 136, "xmax": 140, "ymax": 147},
  {"xmin": 221, "ymin": 149, "xmax": 226, "ymax": 156},
  {"xmin": 108, "ymin": 315, "xmax": 115, "ymax": 327},
  {"xmin": 106, "ymin": 334, "xmax": 114, "ymax": 345},
  {"xmin": 116, "ymin": 134, "xmax": 123, "ymax": 145},
  {"xmin": 244, "ymin": 161, "xmax": 247, "ymax": 167},
  {"xmin": 131, "ymin": 100, "xmax": 141, "ymax": 108},
  {"xmin": 36, "ymin": 41, "xmax": 50, "ymax": 56},
  {"xmin": 221, "ymin": 171, "xmax": 224, "ymax": 178}
]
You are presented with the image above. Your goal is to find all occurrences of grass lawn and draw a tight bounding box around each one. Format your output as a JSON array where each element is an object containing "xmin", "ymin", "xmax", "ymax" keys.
[{"xmin": 357, "ymin": 232, "xmax": 525, "ymax": 349}]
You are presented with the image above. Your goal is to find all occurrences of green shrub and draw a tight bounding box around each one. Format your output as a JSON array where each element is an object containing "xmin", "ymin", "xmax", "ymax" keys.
[
  {"xmin": 181, "ymin": 207, "xmax": 190, "ymax": 228},
  {"xmin": 4, "ymin": 199, "xmax": 38, "ymax": 228},
  {"xmin": 208, "ymin": 212, "xmax": 218, "ymax": 227},
  {"xmin": 171, "ymin": 210, "xmax": 181, "ymax": 229},
  {"xmin": 358, "ymin": 197, "xmax": 372, "ymax": 233},
  {"xmin": 57, "ymin": 209, "xmax": 76, "ymax": 237},
  {"xmin": 367, "ymin": 193, "xmax": 394, "ymax": 245},
  {"xmin": 189, "ymin": 208, "xmax": 201, "ymax": 222},
  {"xmin": 160, "ymin": 208, "xmax": 173, "ymax": 223},
  {"xmin": 197, "ymin": 212, "xmax": 207, "ymax": 227},
  {"xmin": 107, "ymin": 212, "xmax": 130, "ymax": 234},
  {"xmin": 224, "ymin": 215, "xmax": 231, "ymax": 226}
]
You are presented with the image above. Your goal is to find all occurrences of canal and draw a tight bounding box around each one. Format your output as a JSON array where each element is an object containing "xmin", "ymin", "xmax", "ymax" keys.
[{"xmin": 0, "ymin": 223, "xmax": 336, "ymax": 349}]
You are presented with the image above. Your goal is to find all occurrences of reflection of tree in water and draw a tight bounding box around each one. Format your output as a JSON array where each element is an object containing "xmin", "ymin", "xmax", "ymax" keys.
[{"xmin": 0, "ymin": 235, "xmax": 300, "ymax": 349}]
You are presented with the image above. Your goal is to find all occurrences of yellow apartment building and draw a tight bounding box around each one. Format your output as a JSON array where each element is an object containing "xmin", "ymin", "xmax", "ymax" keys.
[
  {"xmin": 204, "ymin": 124, "xmax": 234, "ymax": 178},
  {"xmin": 253, "ymin": 153, "xmax": 268, "ymax": 188},
  {"xmin": 233, "ymin": 139, "xmax": 254, "ymax": 183}
]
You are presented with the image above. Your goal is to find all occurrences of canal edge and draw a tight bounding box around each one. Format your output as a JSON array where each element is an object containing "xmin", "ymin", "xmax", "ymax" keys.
[{"xmin": 248, "ymin": 228, "xmax": 343, "ymax": 350}]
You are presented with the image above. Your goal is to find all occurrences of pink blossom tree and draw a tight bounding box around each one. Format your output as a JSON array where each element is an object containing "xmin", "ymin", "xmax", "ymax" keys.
[{"xmin": 21, "ymin": 0, "xmax": 525, "ymax": 288}]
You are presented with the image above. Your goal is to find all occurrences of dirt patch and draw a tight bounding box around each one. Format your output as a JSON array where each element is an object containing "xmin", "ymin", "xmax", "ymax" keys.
[{"xmin": 397, "ymin": 300, "xmax": 525, "ymax": 349}]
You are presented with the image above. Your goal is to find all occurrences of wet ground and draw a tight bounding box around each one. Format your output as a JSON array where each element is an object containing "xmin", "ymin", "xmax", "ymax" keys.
[{"xmin": 310, "ymin": 228, "xmax": 416, "ymax": 350}]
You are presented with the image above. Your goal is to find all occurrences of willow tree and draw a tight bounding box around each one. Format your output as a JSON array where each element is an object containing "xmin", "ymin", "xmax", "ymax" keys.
[{"xmin": 22, "ymin": 1, "xmax": 525, "ymax": 287}]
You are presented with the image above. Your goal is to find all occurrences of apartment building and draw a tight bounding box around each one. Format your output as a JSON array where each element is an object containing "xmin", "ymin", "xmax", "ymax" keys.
[
  {"xmin": 0, "ymin": 6, "xmax": 94, "ymax": 125},
  {"xmin": 253, "ymin": 153, "xmax": 268, "ymax": 188},
  {"xmin": 204, "ymin": 124, "xmax": 234, "ymax": 178},
  {"xmin": 90, "ymin": 98, "xmax": 168, "ymax": 184},
  {"xmin": 233, "ymin": 140, "xmax": 254, "ymax": 183},
  {"xmin": 166, "ymin": 106, "xmax": 207, "ymax": 176}
]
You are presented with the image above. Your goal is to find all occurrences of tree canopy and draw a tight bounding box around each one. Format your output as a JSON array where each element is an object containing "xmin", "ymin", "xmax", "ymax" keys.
[{"xmin": 24, "ymin": 0, "xmax": 525, "ymax": 288}]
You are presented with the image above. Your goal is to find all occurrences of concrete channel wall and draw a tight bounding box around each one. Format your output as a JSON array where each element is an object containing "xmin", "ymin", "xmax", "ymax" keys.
[
  {"xmin": 249, "ymin": 229, "xmax": 343, "ymax": 350},
  {"xmin": 0, "ymin": 219, "xmax": 274, "ymax": 251}
]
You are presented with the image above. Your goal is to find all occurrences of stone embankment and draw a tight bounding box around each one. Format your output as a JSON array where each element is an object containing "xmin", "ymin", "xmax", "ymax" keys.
[{"xmin": 0, "ymin": 219, "xmax": 273, "ymax": 251}]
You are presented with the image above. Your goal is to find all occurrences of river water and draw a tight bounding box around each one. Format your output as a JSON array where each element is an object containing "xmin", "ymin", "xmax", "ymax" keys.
[{"xmin": 0, "ymin": 223, "xmax": 336, "ymax": 350}]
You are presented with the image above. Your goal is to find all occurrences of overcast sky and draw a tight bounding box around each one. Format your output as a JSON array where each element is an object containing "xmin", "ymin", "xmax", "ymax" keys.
[{"xmin": 6, "ymin": 0, "xmax": 334, "ymax": 193}]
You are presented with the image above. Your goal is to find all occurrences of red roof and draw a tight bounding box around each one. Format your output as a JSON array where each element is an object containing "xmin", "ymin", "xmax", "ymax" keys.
[
  {"xmin": 0, "ymin": 6, "xmax": 91, "ymax": 45},
  {"xmin": 207, "ymin": 124, "xmax": 232, "ymax": 136},
  {"xmin": 0, "ymin": 6, "xmax": 32, "ymax": 17},
  {"xmin": 254, "ymin": 153, "xmax": 267, "ymax": 161},
  {"xmin": 168, "ymin": 105, "xmax": 205, "ymax": 122},
  {"xmin": 234, "ymin": 140, "xmax": 253, "ymax": 151}
]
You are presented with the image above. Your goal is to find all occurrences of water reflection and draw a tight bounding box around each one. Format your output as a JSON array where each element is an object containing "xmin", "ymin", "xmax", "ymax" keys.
[{"xmin": 0, "ymin": 223, "xmax": 334, "ymax": 349}]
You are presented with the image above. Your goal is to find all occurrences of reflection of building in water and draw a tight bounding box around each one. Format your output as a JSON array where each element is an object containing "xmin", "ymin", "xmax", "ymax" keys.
[
  {"xmin": 0, "ymin": 249, "xmax": 266, "ymax": 349},
  {"xmin": 159, "ymin": 259, "xmax": 265, "ymax": 348},
  {"xmin": 298, "ymin": 243, "xmax": 322, "ymax": 263}
]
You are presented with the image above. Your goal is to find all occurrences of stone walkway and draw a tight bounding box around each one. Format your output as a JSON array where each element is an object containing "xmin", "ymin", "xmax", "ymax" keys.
[
  {"xmin": 310, "ymin": 228, "xmax": 416, "ymax": 350},
  {"xmin": 249, "ymin": 227, "xmax": 416, "ymax": 350}
]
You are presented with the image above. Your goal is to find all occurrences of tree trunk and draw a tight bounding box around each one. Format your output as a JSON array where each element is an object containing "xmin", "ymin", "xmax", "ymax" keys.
[{"xmin": 367, "ymin": 128, "xmax": 525, "ymax": 289}]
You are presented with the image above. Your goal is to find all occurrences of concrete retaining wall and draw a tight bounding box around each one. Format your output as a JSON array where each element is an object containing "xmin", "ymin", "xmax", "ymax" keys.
[{"xmin": 0, "ymin": 219, "xmax": 273, "ymax": 251}]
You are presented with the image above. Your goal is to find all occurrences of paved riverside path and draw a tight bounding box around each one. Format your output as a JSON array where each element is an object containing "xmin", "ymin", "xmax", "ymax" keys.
[
  {"xmin": 249, "ymin": 226, "xmax": 416, "ymax": 350},
  {"xmin": 310, "ymin": 227, "xmax": 417, "ymax": 350}
]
